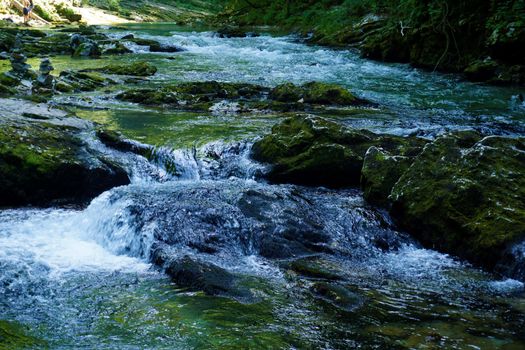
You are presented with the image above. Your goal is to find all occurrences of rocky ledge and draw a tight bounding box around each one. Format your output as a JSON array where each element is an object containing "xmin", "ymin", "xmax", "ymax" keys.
[
  {"xmin": 0, "ymin": 99, "xmax": 130, "ymax": 208},
  {"xmin": 116, "ymin": 81, "xmax": 368, "ymax": 113},
  {"xmin": 252, "ymin": 115, "xmax": 525, "ymax": 281}
]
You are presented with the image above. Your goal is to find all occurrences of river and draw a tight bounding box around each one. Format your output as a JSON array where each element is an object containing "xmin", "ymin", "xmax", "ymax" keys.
[{"xmin": 1, "ymin": 23, "xmax": 524, "ymax": 349}]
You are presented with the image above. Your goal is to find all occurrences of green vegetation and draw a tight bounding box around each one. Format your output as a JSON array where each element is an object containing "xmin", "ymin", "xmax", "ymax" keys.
[{"xmin": 223, "ymin": 0, "xmax": 525, "ymax": 81}]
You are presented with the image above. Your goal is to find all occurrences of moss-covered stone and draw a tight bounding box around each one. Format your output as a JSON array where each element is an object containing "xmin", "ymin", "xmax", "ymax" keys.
[
  {"xmin": 361, "ymin": 146, "xmax": 422, "ymax": 206},
  {"xmin": 464, "ymin": 60, "xmax": 499, "ymax": 82},
  {"xmin": 86, "ymin": 61, "xmax": 158, "ymax": 77},
  {"xmin": 103, "ymin": 43, "xmax": 133, "ymax": 55},
  {"xmin": 269, "ymin": 81, "xmax": 359, "ymax": 105},
  {"xmin": 57, "ymin": 70, "xmax": 115, "ymax": 92},
  {"xmin": 0, "ymin": 114, "xmax": 130, "ymax": 208},
  {"xmin": 251, "ymin": 115, "xmax": 424, "ymax": 187},
  {"xmin": 390, "ymin": 132, "xmax": 525, "ymax": 278}
]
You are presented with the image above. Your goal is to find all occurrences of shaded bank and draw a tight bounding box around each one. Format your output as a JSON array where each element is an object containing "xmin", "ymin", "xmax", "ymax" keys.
[{"xmin": 220, "ymin": 0, "xmax": 525, "ymax": 85}]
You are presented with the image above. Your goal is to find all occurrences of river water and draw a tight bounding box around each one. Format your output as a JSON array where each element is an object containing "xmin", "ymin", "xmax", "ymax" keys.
[{"xmin": 1, "ymin": 23, "xmax": 525, "ymax": 349}]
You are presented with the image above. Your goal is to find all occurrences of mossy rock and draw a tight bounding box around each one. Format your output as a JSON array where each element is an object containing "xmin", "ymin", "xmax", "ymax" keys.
[
  {"xmin": 361, "ymin": 146, "xmax": 422, "ymax": 206},
  {"xmin": 57, "ymin": 70, "xmax": 115, "ymax": 92},
  {"xmin": 251, "ymin": 115, "xmax": 424, "ymax": 187},
  {"xmin": 0, "ymin": 320, "xmax": 46, "ymax": 349},
  {"xmin": 390, "ymin": 132, "xmax": 525, "ymax": 279},
  {"xmin": 103, "ymin": 43, "xmax": 133, "ymax": 55},
  {"xmin": 88, "ymin": 61, "xmax": 157, "ymax": 77},
  {"xmin": 289, "ymin": 257, "xmax": 343, "ymax": 280},
  {"xmin": 117, "ymin": 81, "xmax": 266, "ymax": 108},
  {"xmin": 269, "ymin": 82, "xmax": 358, "ymax": 105},
  {"xmin": 126, "ymin": 37, "xmax": 161, "ymax": 47},
  {"xmin": 0, "ymin": 118, "xmax": 129, "ymax": 207},
  {"xmin": 464, "ymin": 60, "xmax": 499, "ymax": 82},
  {"xmin": 73, "ymin": 42, "xmax": 101, "ymax": 58}
]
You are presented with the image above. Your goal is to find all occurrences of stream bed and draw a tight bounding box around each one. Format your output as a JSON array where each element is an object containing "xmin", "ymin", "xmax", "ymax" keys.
[{"xmin": 1, "ymin": 23, "xmax": 525, "ymax": 349}]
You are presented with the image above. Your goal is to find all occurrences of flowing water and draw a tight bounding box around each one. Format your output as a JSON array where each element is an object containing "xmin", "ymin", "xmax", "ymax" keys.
[{"xmin": 1, "ymin": 23, "xmax": 525, "ymax": 349}]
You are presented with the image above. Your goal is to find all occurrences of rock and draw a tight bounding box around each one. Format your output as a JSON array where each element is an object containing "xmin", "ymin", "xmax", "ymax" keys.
[
  {"xmin": 310, "ymin": 282, "xmax": 364, "ymax": 312},
  {"xmin": 126, "ymin": 38, "xmax": 161, "ymax": 47},
  {"xmin": 120, "ymin": 34, "xmax": 134, "ymax": 40},
  {"xmin": 116, "ymin": 81, "xmax": 266, "ymax": 108},
  {"xmin": 103, "ymin": 43, "xmax": 132, "ymax": 55},
  {"xmin": 96, "ymin": 128, "xmax": 152, "ymax": 157},
  {"xmin": 72, "ymin": 41, "xmax": 101, "ymax": 58},
  {"xmin": 390, "ymin": 132, "xmax": 525, "ymax": 279},
  {"xmin": 164, "ymin": 255, "xmax": 235, "ymax": 295},
  {"xmin": 251, "ymin": 115, "xmax": 425, "ymax": 187},
  {"xmin": 8, "ymin": 49, "xmax": 35, "ymax": 79},
  {"xmin": 289, "ymin": 257, "xmax": 343, "ymax": 280},
  {"xmin": 361, "ymin": 146, "xmax": 421, "ymax": 206},
  {"xmin": 464, "ymin": 60, "xmax": 499, "ymax": 82},
  {"xmin": 0, "ymin": 112, "xmax": 130, "ymax": 207},
  {"xmin": 57, "ymin": 70, "xmax": 114, "ymax": 92},
  {"xmin": 269, "ymin": 82, "xmax": 359, "ymax": 105},
  {"xmin": 216, "ymin": 26, "xmax": 259, "ymax": 38},
  {"xmin": 85, "ymin": 61, "xmax": 157, "ymax": 77},
  {"xmin": 149, "ymin": 43, "xmax": 184, "ymax": 53},
  {"xmin": 33, "ymin": 58, "xmax": 55, "ymax": 94}
]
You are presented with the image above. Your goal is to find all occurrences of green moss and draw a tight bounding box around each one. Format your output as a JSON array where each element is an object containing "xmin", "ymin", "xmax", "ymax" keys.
[
  {"xmin": 0, "ymin": 320, "xmax": 46, "ymax": 349},
  {"xmin": 390, "ymin": 132, "xmax": 525, "ymax": 270},
  {"xmin": 89, "ymin": 61, "xmax": 157, "ymax": 76},
  {"xmin": 269, "ymin": 81, "xmax": 357, "ymax": 105},
  {"xmin": 251, "ymin": 115, "xmax": 424, "ymax": 187}
]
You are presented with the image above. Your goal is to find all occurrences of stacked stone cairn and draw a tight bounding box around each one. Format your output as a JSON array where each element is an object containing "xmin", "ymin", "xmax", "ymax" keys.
[{"xmin": 33, "ymin": 58, "xmax": 55, "ymax": 94}]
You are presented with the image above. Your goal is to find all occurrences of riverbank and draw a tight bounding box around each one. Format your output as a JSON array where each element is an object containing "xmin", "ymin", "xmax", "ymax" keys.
[{"xmin": 218, "ymin": 0, "xmax": 525, "ymax": 86}]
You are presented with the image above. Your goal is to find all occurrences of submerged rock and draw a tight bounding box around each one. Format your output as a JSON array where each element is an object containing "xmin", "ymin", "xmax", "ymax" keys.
[
  {"xmin": 390, "ymin": 132, "xmax": 525, "ymax": 279},
  {"xmin": 310, "ymin": 282, "xmax": 364, "ymax": 312},
  {"xmin": 0, "ymin": 103, "xmax": 130, "ymax": 207},
  {"xmin": 251, "ymin": 115, "xmax": 424, "ymax": 187}
]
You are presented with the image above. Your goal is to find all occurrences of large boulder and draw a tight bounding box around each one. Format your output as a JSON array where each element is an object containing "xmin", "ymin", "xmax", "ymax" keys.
[
  {"xmin": 0, "ymin": 105, "xmax": 130, "ymax": 207},
  {"xmin": 389, "ymin": 132, "xmax": 525, "ymax": 279},
  {"xmin": 251, "ymin": 116, "xmax": 425, "ymax": 187}
]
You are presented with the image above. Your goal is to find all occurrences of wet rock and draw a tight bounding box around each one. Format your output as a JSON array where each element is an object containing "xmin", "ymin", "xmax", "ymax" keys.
[
  {"xmin": 116, "ymin": 81, "xmax": 266, "ymax": 108},
  {"xmin": 0, "ymin": 108, "xmax": 130, "ymax": 207},
  {"xmin": 126, "ymin": 38, "xmax": 161, "ymax": 47},
  {"xmin": 216, "ymin": 26, "xmax": 259, "ymax": 38},
  {"xmin": 289, "ymin": 257, "xmax": 343, "ymax": 280},
  {"xmin": 149, "ymin": 43, "xmax": 184, "ymax": 53},
  {"xmin": 251, "ymin": 115, "xmax": 424, "ymax": 187},
  {"xmin": 57, "ymin": 70, "xmax": 115, "ymax": 92},
  {"xmin": 464, "ymin": 60, "xmax": 499, "ymax": 82},
  {"xmin": 269, "ymin": 81, "xmax": 360, "ymax": 105},
  {"xmin": 103, "ymin": 43, "xmax": 132, "ymax": 55},
  {"xmin": 96, "ymin": 128, "xmax": 152, "ymax": 157},
  {"xmin": 120, "ymin": 34, "xmax": 134, "ymax": 40},
  {"xmin": 310, "ymin": 282, "xmax": 364, "ymax": 312},
  {"xmin": 361, "ymin": 146, "xmax": 421, "ymax": 206},
  {"xmin": 84, "ymin": 61, "xmax": 157, "ymax": 77},
  {"xmin": 390, "ymin": 132, "xmax": 525, "ymax": 280},
  {"xmin": 71, "ymin": 36, "xmax": 101, "ymax": 58}
]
